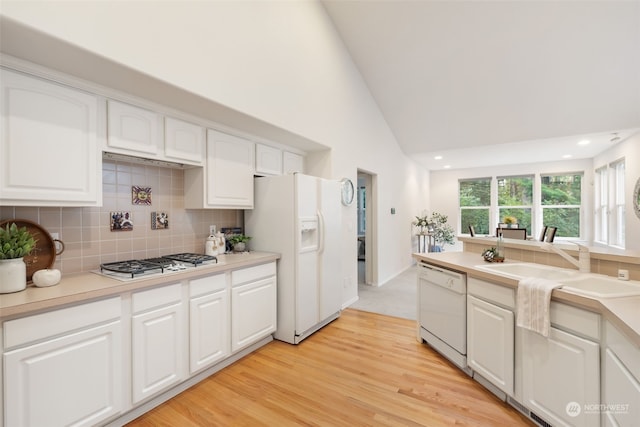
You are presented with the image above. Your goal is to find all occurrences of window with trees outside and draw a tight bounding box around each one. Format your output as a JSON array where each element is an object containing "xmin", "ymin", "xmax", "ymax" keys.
[
  {"xmin": 612, "ymin": 160, "xmax": 625, "ymax": 247},
  {"xmin": 459, "ymin": 178, "xmax": 491, "ymax": 235},
  {"xmin": 541, "ymin": 173, "xmax": 582, "ymax": 238},
  {"xmin": 498, "ymin": 175, "xmax": 533, "ymax": 235}
]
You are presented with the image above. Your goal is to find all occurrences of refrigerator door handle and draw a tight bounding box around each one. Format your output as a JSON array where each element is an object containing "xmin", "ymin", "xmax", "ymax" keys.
[{"xmin": 317, "ymin": 210, "xmax": 325, "ymax": 254}]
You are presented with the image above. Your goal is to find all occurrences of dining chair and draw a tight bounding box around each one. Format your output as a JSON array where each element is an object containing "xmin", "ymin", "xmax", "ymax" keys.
[
  {"xmin": 468, "ymin": 225, "xmax": 475, "ymax": 237},
  {"xmin": 545, "ymin": 227, "xmax": 558, "ymax": 243},
  {"xmin": 539, "ymin": 226, "xmax": 548, "ymax": 242}
]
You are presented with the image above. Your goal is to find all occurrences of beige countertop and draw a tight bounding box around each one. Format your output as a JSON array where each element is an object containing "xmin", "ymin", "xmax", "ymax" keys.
[
  {"xmin": 413, "ymin": 251, "xmax": 640, "ymax": 347},
  {"xmin": 0, "ymin": 252, "xmax": 280, "ymax": 321}
]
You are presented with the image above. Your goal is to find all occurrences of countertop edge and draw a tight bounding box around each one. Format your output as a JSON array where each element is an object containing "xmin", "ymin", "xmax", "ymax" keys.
[
  {"xmin": 0, "ymin": 252, "xmax": 280, "ymax": 320},
  {"xmin": 413, "ymin": 251, "xmax": 640, "ymax": 348}
]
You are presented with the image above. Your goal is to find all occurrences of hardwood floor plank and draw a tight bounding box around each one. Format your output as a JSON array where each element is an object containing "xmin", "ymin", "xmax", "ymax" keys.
[{"xmin": 127, "ymin": 309, "xmax": 534, "ymax": 426}]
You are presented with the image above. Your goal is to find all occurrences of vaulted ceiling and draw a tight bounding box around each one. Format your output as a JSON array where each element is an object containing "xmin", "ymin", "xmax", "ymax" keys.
[{"xmin": 322, "ymin": 1, "xmax": 640, "ymax": 170}]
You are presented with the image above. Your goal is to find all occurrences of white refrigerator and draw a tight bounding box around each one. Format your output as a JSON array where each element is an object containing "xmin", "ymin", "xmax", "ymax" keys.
[{"xmin": 245, "ymin": 173, "xmax": 342, "ymax": 344}]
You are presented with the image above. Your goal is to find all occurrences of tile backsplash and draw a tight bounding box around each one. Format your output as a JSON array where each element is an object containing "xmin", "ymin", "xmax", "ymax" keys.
[{"xmin": 0, "ymin": 160, "xmax": 243, "ymax": 275}]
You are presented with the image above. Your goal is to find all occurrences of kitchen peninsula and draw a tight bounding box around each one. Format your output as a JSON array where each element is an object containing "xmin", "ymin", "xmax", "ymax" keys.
[{"xmin": 414, "ymin": 238, "xmax": 640, "ymax": 427}]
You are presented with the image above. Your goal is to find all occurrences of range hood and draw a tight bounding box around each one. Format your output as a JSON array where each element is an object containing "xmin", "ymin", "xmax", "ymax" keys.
[{"xmin": 102, "ymin": 152, "xmax": 192, "ymax": 169}]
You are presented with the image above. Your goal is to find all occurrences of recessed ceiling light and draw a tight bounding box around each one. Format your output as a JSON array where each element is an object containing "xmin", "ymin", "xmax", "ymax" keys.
[
  {"xmin": 443, "ymin": 165, "xmax": 451, "ymax": 169},
  {"xmin": 434, "ymin": 155, "xmax": 443, "ymax": 160},
  {"xmin": 562, "ymin": 154, "xmax": 572, "ymax": 159},
  {"xmin": 578, "ymin": 140, "xmax": 590, "ymax": 146}
]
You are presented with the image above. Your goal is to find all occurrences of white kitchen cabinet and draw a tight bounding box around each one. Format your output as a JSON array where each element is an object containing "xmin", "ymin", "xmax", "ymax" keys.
[
  {"xmin": 3, "ymin": 298, "xmax": 122, "ymax": 427},
  {"xmin": 184, "ymin": 129, "xmax": 255, "ymax": 209},
  {"xmin": 467, "ymin": 293, "xmax": 514, "ymax": 396},
  {"xmin": 231, "ymin": 262, "xmax": 277, "ymax": 352},
  {"xmin": 283, "ymin": 151, "xmax": 304, "ymax": 174},
  {"xmin": 603, "ymin": 321, "xmax": 640, "ymax": 427},
  {"xmin": 164, "ymin": 116, "xmax": 205, "ymax": 165},
  {"xmin": 189, "ymin": 273, "xmax": 230, "ymax": 374},
  {"xmin": 131, "ymin": 283, "xmax": 186, "ymax": 404},
  {"xmin": 0, "ymin": 68, "xmax": 102, "ymax": 206},
  {"xmin": 255, "ymin": 143, "xmax": 282, "ymax": 175},
  {"xmin": 521, "ymin": 303, "xmax": 600, "ymax": 427},
  {"xmin": 106, "ymin": 99, "xmax": 162, "ymax": 157}
]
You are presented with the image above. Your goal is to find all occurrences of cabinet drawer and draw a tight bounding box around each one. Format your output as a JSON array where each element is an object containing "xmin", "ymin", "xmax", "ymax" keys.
[
  {"xmin": 550, "ymin": 302, "xmax": 600, "ymax": 341},
  {"xmin": 190, "ymin": 273, "xmax": 227, "ymax": 298},
  {"xmin": 231, "ymin": 262, "xmax": 276, "ymax": 287},
  {"xmin": 468, "ymin": 277, "xmax": 515, "ymax": 309},
  {"xmin": 132, "ymin": 282, "xmax": 182, "ymax": 313},
  {"xmin": 4, "ymin": 297, "xmax": 121, "ymax": 349}
]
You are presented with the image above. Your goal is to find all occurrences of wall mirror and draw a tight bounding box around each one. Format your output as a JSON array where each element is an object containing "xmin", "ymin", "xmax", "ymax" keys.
[{"xmin": 634, "ymin": 177, "xmax": 640, "ymax": 220}]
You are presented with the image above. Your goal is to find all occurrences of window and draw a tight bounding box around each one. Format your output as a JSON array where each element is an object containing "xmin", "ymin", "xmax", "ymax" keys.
[
  {"xmin": 612, "ymin": 160, "xmax": 625, "ymax": 247},
  {"xmin": 459, "ymin": 178, "xmax": 491, "ymax": 235},
  {"xmin": 595, "ymin": 166, "xmax": 608, "ymax": 243},
  {"xmin": 541, "ymin": 173, "xmax": 582, "ymax": 238},
  {"xmin": 595, "ymin": 159, "xmax": 625, "ymax": 248},
  {"xmin": 497, "ymin": 175, "xmax": 533, "ymax": 235}
]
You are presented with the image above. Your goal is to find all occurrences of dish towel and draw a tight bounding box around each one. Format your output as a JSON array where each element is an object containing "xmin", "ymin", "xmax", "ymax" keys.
[{"xmin": 516, "ymin": 277, "xmax": 562, "ymax": 337}]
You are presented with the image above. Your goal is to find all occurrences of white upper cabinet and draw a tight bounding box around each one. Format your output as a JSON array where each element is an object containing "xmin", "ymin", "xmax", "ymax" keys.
[
  {"xmin": 255, "ymin": 143, "xmax": 282, "ymax": 176},
  {"xmin": 107, "ymin": 100, "xmax": 162, "ymax": 156},
  {"xmin": 164, "ymin": 116, "xmax": 205, "ymax": 165},
  {"xmin": 0, "ymin": 69, "xmax": 102, "ymax": 206},
  {"xmin": 283, "ymin": 151, "xmax": 304, "ymax": 174},
  {"xmin": 184, "ymin": 129, "xmax": 255, "ymax": 209}
]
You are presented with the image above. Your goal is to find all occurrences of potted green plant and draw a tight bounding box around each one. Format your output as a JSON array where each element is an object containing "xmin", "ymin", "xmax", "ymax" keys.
[
  {"xmin": 228, "ymin": 234, "xmax": 251, "ymax": 252},
  {"xmin": 0, "ymin": 223, "xmax": 37, "ymax": 293}
]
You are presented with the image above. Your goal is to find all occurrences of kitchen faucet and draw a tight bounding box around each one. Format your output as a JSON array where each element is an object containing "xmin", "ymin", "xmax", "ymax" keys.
[{"xmin": 541, "ymin": 241, "xmax": 591, "ymax": 273}]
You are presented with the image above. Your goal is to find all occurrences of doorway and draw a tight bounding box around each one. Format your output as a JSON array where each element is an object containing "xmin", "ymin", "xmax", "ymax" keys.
[{"xmin": 357, "ymin": 170, "xmax": 376, "ymax": 286}]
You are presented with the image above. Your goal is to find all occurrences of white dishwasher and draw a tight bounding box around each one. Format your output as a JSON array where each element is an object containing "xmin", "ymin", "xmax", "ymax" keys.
[{"xmin": 418, "ymin": 261, "xmax": 469, "ymax": 373}]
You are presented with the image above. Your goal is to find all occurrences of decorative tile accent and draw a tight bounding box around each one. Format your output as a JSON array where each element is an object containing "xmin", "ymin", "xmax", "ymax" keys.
[
  {"xmin": 132, "ymin": 186, "xmax": 152, "ymax": 205},
  {"xmin": 110, "ymin": 211, "xmax": 133, "ymax": 231},
  {"xmin": 151, "ymin": 211, "xmax": 169, "ymax": 229}
]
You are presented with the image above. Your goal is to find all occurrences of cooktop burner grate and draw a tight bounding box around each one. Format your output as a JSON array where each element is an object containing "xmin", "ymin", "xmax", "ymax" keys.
[
  {"xmin": 162, "ymin": 253, "xmax": 217, "ymax": 266},
  {"xmin": 100, "ymin": 259, "xmax": 170, "ymax": 278}
]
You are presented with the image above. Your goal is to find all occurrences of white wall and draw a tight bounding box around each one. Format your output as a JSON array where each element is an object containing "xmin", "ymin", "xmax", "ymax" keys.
[
  {"xmin": 0, "ymin": 1, "xmax": 429, "ymax": 304},
  {"xmin": 430, "ymin": 158, "xmax": 594, "ymax": 251},
  {"xmin": 593, "ymin": 131, "xmax": 640, "ymax": 250}
]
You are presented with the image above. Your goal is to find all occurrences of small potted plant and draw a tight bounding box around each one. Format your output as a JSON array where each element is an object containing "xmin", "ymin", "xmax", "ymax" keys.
[
  {"xmin": 503, "ymin": 216, "xmax": 518, "ymax": 228},
  {"xmin": 0, "ymin": 223, "xmax": 37, "ymax": 293},
  {"xmin": 228, "ymin": 234, "xmax": 251, "ymax": 252}
]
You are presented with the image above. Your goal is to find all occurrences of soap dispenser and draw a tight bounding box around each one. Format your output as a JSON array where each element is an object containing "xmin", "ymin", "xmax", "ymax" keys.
[{"xmin": 205, "ymin": 225, "xmax": 218, "ymax": 256}]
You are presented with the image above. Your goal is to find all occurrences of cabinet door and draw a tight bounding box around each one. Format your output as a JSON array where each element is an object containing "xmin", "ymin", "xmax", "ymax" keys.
[
  {"xmin": 164, "ymin": 116, "xmax": 204, "ymax": 165},
  {"xmin": 189, "ymin": 289, "xmax": 230, "ymax": 373},
  {"xmin": 522, "ymin": 327, "xmax": 600, "ymax": 427},
  {"xmin": 255, "ymin": 143, "xmax": 282, "ymax": 175},
  {"xmin": 283, "ymin": 151, "xmax": 304, "ymax": 174},
  {"xmin": 206, "ymin": 129, "xmax": 254, "ymax": 208},
  {"xmin": 231, "ymin": 276, "xmax": 276, "ymax": 352},
  {"xmin": 132, "ymin": 302, "xmax": 185, "ymax": 403},
  {"xmin": 467, "ymin": 295, "xmax": 514, "ymax": 395},
  {"xmin": 107, "ymin": 100, "xmax": 161, "ymax": 156},
  {"xmin": 0, "ymin": 69, "xmax": 101, "ymax": 206},
  {"xmin": 604, "ymin": 348, "xmax": 640, "ymax": 427},
  {"xmin": 4, "ymin": 321, "xmax": 122, "ymax": 427}
]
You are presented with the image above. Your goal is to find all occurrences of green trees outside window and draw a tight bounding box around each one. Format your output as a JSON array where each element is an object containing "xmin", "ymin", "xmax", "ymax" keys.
[
  {"xmin": 460, "ymin": 178, "xmax": 491, "ymax": 235},
  {"xmin": 498, "ymin": 176, "xmax": 533, "ymax": 235},
  {"xmin": 542, "ymin": 173, "xmax": 582, "ymax": 238}
]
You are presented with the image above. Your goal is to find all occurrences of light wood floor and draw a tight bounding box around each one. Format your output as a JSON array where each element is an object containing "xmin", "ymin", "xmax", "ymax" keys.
[{"xmin": 127, "ymin": 309, "xmax": 534, "ymax": 426}]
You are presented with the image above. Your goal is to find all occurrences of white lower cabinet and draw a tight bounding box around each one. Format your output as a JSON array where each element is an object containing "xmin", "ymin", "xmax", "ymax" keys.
[
  {"xmin": 467, "ymin": 294, "xmax": 514, "ymax": 396},
  {"xmin": 131, "ymin": 283, "xmax": 186, "ymax": 404},
  {"xmin": 189, "ymin": 273, "xmax": 230, "ymax": 374},
  {"xmin": 3, "ymin": 298, "xmax": 122, "ymax": 427},
  {"xmin": 231, "ymin": 262, "xmax": 277, "ymax": 352},
  {"xmin": 603, "ymin": 321, "xmax": 640, "ymax": 427},
  {"xmin": 522, "ymin": 319, "xmax": 600, "ymax": 427}
]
